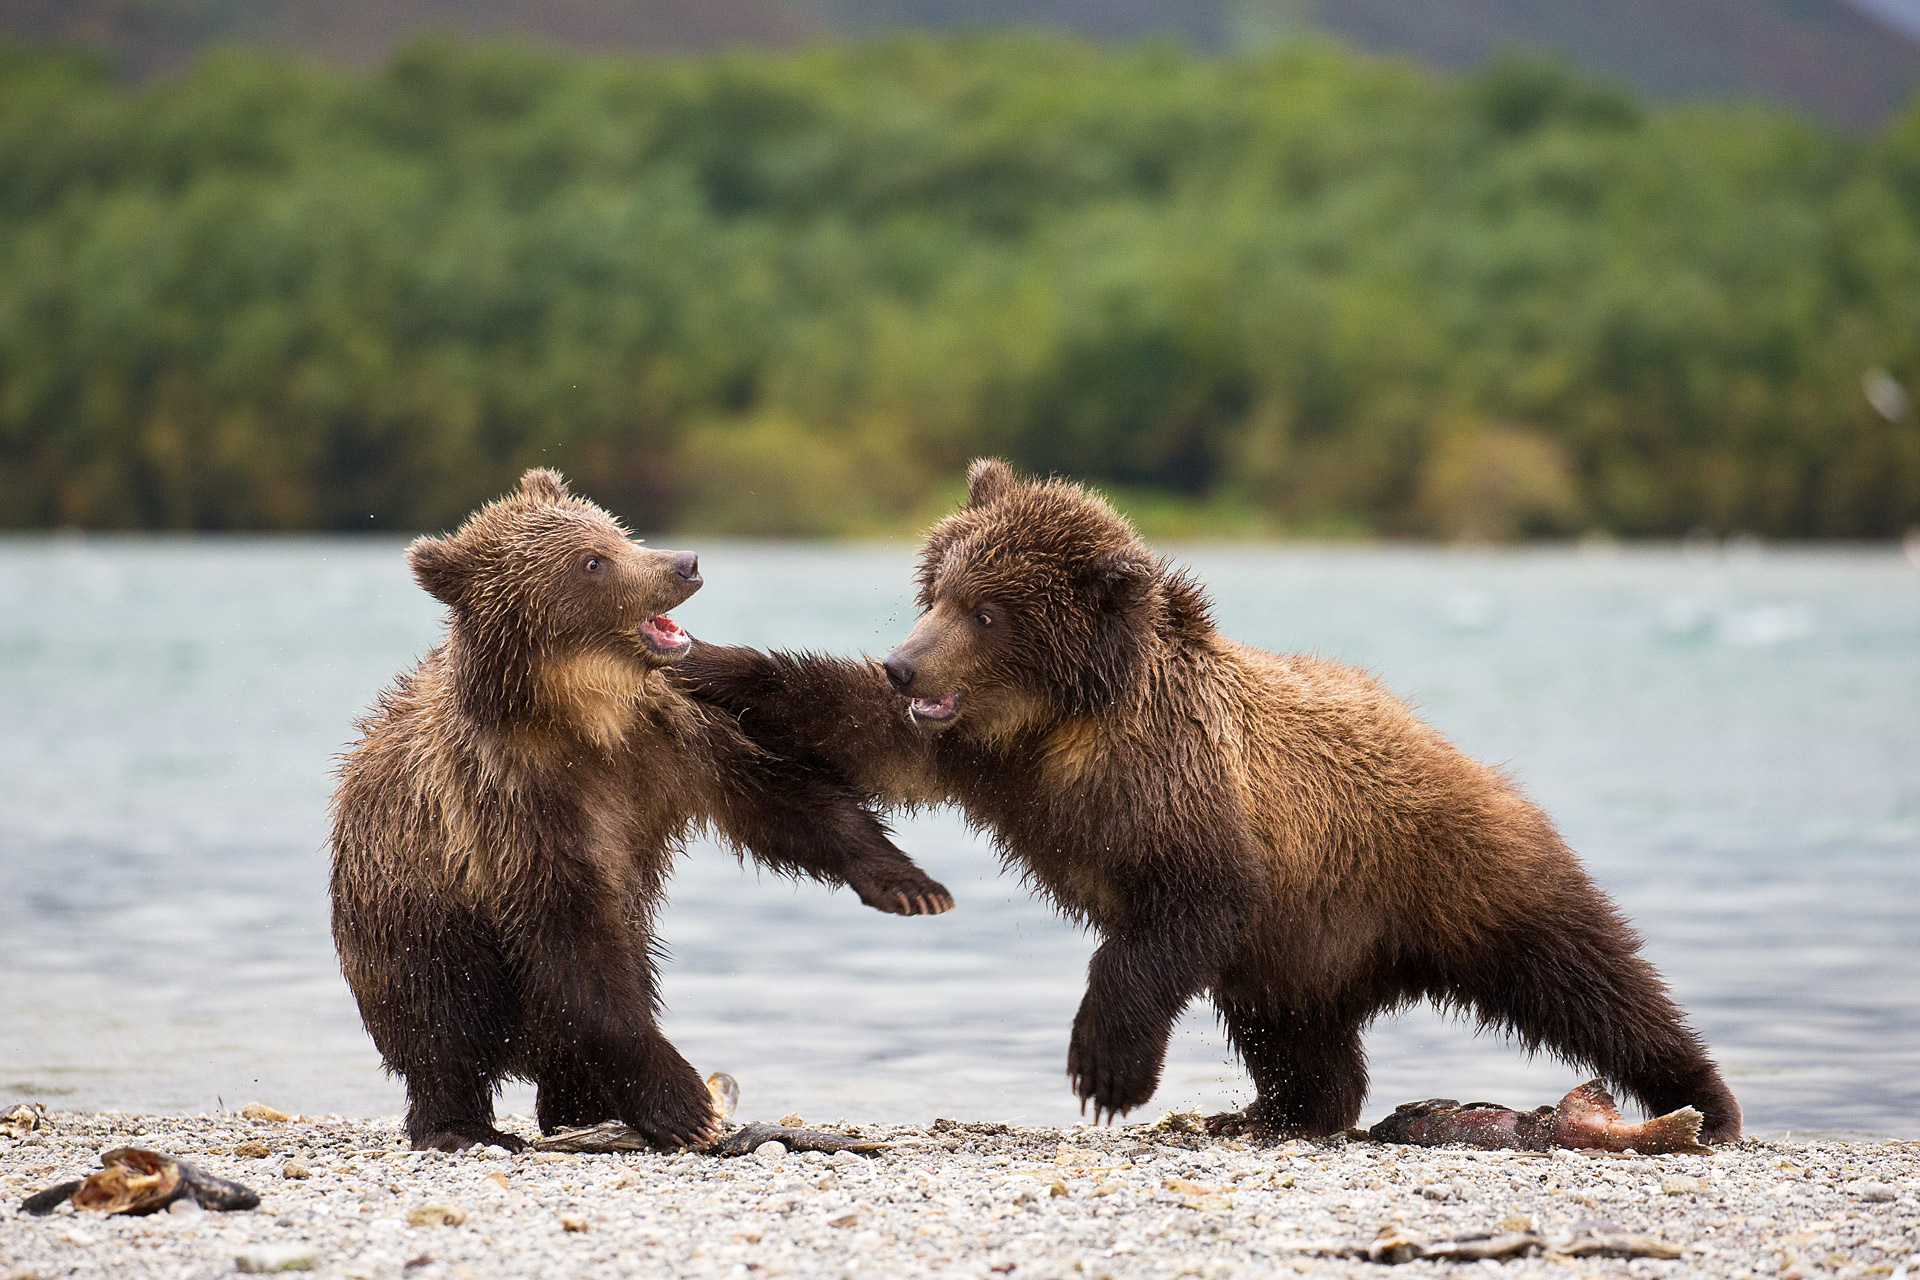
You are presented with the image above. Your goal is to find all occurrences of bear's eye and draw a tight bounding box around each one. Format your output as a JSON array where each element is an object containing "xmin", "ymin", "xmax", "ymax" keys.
[
  {"xmin": 973, "ymin": 609, "xmax": 995, "ymax": 629},
  {"xmin": 583, "ymin": 556, "xmax": 603, "ymax": 575}
]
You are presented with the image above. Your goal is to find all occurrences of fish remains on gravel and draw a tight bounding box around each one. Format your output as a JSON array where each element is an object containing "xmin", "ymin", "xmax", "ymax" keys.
[
  {"xmin": 1368, "ymin": 1079, "xmax": 1710, "ymax": 1154},
  {"xmin": 20, "ymin": 1147, "xmax": 260, "ymax": 1215}
]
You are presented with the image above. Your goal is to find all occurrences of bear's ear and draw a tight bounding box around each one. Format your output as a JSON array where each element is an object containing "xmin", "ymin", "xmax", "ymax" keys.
[
  {"xmin": 966, "ymin": 458, "xmax": 1016, "ymax": 509},
  {"xmin": 407, "ymin": 534, "xmax": 474, "ymax": 607},
  {"xmin": 518, "ymin": 468, "xmax": 570, "ymax": 503},
  {"xmin": 1091, "ymin": 546, "xmax": 1156, "ymax": 612}
]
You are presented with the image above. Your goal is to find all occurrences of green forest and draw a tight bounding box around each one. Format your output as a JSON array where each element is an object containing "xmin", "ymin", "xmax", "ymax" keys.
[{"xmin": 3, "ymin": 35, "xmax": 1919, "ymax": 538}]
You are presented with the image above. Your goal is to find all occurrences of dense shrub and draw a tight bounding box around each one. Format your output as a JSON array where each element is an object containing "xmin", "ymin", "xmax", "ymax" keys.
[{"xmin": 1, "ymin": 36, "xmax": 1917, "ymax": 536}]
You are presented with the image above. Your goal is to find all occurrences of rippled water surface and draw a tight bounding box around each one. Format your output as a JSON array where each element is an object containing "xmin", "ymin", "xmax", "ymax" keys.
[{"xmin": 1, "ymin": 538, "xmax": 1914, "ymax": 1137}]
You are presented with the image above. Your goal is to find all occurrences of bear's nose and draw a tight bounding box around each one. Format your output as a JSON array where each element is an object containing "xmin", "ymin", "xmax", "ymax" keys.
[
  {"xmin": 882, "ymin": 654, "xmax": 915, "ymax": 694},
  {"xmin": 672, "ymin": 552, "xmax": 701, "ymax": 586}
]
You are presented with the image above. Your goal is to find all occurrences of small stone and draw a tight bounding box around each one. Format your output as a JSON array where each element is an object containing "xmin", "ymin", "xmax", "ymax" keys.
[
  {"xmin": 234, "ymin": 1141, "xmax": 271, "ymax": 1158},
  {"xmin": 1180, "ymin": 1193, "xmax": 1233, "ymax": 1212},
  {"xmin": 1162, "ymin": 1178, "xmax": 1214, "ymax": 1196},
  {"xmin": 407, "ymin": 1204, "xmax": 468, "ymax": 1227},
  {"xmin": 487, "ymin": 1172, "xmax": 509, "ymax": 1190},
  {"xmin": 1661, "ymin": 1176, "xmax": 1703, "ymax": 1196},
  {"xmin": 830, "ymin": 1149, "xmax": 862, "ymax": 1168},
  {"xmin": 777, "ymin": 1113, "xmax": 804, "ymax": 1127},
  {"xmin": 827, "ymin": 1211, "xmax": 859, "ymax": 1228},
  {"xmin": 560, "ymin": 1215, "xmax": 589, "ymax": 1232},
  {"xmin": 815, "ymin": 1173, "xmax": 839, "ymax": 1191},
  {"xmin": 1090, "ymin": 1181, "xmax": 1120, "ymax": 1197},
  {"xmin": 754, "ymin": 1141, "xmax": 787, "ymax": 1161},
  {"xmin": 234, "ymin": 1244, "xmax": 318, "ymax": 1273},
  {"xmin": 1049, "ymin": 1179, "xmax": 1069, "ymax": 1198},
  {"xmin": 1420, "ymin": 1182, "xmax": 1455, "ymax": 1201},
  {"xmin": 168, "ymin": 1198, "xmax": 205, "ymax": 1217},
  {"xmin": 1850, "ymin": 1180, "xmax": 1897, "ymax": 1203},
  {"xmin": 281, "ymin": 1160, "xmax": 311, "ymax": 1180},
  {"xmin": 1498, "ymin": 1214, "xmax": 1533, "ymax": 1233},
  {"xmin": 240, "ymin": 1103, "xmax": 290, "ymax": 1123}
]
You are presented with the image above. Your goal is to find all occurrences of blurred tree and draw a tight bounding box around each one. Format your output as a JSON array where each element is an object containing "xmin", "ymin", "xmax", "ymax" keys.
[{"xmin": 0, "ymin": 35, "xmax": 1917, "ymax": 537}]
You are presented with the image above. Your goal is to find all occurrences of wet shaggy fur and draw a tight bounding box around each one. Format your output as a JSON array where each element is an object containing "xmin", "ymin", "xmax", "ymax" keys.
[
  {"xmin": 331, "ymin": 470, "xmax": 951, "ymax": 1153},
  {"xmin": 679, "ymin": 459, "xmax": 1743, "ymax": 1142}
]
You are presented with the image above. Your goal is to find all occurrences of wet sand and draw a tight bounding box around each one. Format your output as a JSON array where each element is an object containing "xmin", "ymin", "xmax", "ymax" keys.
[{"xmin": 3, "ymin": 1109, "xmax": 1915, "ymax": 1279}]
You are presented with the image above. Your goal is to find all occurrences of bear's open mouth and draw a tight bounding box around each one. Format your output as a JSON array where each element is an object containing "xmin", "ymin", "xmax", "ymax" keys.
[
  {"xmin": 907, "ymin": 687, "xmax": 964, "ymax": 725},
  {"xmin": 638, "ymin": 615, "xmax": 691, "ymax": 660}
]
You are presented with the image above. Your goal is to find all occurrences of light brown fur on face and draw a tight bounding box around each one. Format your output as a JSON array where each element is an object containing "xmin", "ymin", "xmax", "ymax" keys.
[
  {"xmin": 330, "ymin": 469, "xmax": 955, "ymax": 1153},
  {"xmin": 681, "ymin": 457, "xmax": 1744, "ymax": 1144}
]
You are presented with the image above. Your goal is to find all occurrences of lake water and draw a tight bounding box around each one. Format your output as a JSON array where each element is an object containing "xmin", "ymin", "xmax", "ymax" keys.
[{"xmin": 0, "ymin": 538, "xmax": 1914, "ymax": 1138}]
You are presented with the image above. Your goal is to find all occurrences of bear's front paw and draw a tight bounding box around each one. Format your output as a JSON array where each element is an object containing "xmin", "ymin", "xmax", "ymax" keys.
[
  {"xmin": 850, "ymin": 866, "xmax": 955, "ymax": 917},
  {"xmin": 1067, "ymin": 1020, "xmax": 1164, "ymax": 1125}
]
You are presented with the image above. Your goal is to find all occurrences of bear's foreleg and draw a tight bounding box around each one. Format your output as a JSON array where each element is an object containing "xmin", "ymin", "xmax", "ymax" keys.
[
  {"xmin": 1066, "ymin": 888, "xmax": 1249, "ymax": 1124},
  {"xmin": 1206, "ymin": 995, "xmax": 1368, "ymax": 1139},
  {"xmin": 1442, "ymin": 888, "xmax": 1742, "ymax": 1144},
  {"xmin": 677, "ymin": 643, "xmax": 928, "ymax": 800},
  {"xmin": 698, "ymin": 717, "xmax": 954, "ymax": 917}
]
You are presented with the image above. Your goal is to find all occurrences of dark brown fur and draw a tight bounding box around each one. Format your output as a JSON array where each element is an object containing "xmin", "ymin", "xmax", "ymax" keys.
[
  {"xmin": 679, "ymin": 459, "xmax": 1743, "ymax": 1142},
  {"xmin": 331, "ymin": 469, "xmax": 951, "ymax": 1152}
]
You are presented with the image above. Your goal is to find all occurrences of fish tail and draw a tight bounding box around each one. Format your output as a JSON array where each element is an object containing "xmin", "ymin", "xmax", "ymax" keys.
[{"xmin": 1635, "ymin": 1107, "xmax": 1710, "ymax": 1155}]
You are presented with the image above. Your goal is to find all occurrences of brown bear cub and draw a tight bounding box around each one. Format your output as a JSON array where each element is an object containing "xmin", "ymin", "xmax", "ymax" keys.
[
  {"xmin": 331, "ymin": 469, "xmax": 952, "ymax": 1153},
  {"xmin": 679, "ymin": 459, "xmax": 1743, "ymax": 1143}
]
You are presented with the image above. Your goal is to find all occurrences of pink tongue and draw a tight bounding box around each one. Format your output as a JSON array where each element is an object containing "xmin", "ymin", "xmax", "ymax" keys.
[{"xmin": 647, "ymin": 616, "xmax": 686, "ymax": 641}]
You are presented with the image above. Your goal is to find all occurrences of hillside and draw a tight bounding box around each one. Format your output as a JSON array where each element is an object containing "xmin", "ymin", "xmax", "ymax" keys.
[
  {"xmin": 0, "ymin": 0, "xmax": 818, "ymax": 76},
  {"xmin": 5, "ymin": 0, "xmax": 1919, "ymax": 124}
]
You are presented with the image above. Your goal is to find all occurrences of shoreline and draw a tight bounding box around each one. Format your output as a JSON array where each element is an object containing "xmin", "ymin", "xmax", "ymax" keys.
[{"xmin": 4, "ymin": 1109, "xmax": 1914, "ymax": 1279}]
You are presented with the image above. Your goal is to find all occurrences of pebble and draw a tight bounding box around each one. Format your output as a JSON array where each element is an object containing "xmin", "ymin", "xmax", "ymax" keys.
[
  {"xmin": 233, "ymin": 1243, "xmax": 317, "ymax": 1273},
  {"xmin": 3, "ymin": 1109, "xmax": 1915, "ymax": 1280},
  {"xmin": 406, "ymin": 1203, "xmax": 468, "ymax": 1227},
  {"xmin": 282, "ymin": 1158, "xmax": 311, "ymax": 1179},
  {"xmin": 1851, "ymin": 1179, "xmax": 1899, "ymax": 1202},
  {"xmin": 239, "ymin": 1103, "xmax": 290, "ymax": 1123},
  {"xmin": 753, "ymin": 1140, "xmax": 787, "ymax": 1160}
]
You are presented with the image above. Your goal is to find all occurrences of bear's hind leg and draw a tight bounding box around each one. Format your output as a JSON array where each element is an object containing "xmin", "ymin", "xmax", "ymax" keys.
[
  {"xmin": 1207, "ymin": 996, "xmax": 1368, "ymax": 1140},
  {"xmin": 1442, "ymin": 908, "xmax": 1742, "ymax": 1144},
  {"xmin": 513, "ymin": 897, "xmax": 718, "ymax": 1150},
  {"xmin": 533, "ymin": 1055, "xmax": 619, "ymax": 1135},
  {"xmin": 343, "ymin": 899, "xmax": 526, "ymax": 1153}
]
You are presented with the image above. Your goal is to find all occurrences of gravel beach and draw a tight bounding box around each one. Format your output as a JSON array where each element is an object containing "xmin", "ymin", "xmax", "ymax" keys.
[{"xmin": 3, "ymin": 1107, "xmax": 1914, "ymax": 1279}]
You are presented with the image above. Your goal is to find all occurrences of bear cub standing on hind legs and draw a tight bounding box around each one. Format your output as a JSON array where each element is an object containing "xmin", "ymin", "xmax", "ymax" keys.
[
  {"xmin": 330, "ymin": 469, "xmax": 953, "ymax": 1152},
  {"xmin": 680, "ymin": 459, "xmax": 1743, "ymax": 1143}
]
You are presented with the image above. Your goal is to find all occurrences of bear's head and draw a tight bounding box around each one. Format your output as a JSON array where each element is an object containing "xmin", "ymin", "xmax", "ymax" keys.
[
  {"xmin": 406, "ymin": 469, "xmax": 704, "ymax": 688},
  {"xmin": 882, "ymin": 458, "xmax": 1204, "ymax": 737}
]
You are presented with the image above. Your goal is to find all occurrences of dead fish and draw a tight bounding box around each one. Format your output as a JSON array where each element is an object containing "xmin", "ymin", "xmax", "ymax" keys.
[
  {"xmin": 704, "ymin": 1122, "xmax": 888, "ymax": 1158},
  {"xmin": 1368, "ymin": 1079, "xmax": 1709, "ymax": 1155},
  {"xmin": 1, "ymin": 1102, "xmax": 49, "ymax": 1139},
  {"xmin": 22, "ymin": 1147, "xmax": 260, "ymax": 1216},
  {"xmin": 530, "ymin": 1119, "xmax": 887, "ymax": 1157},
  {"xmin": 706, "ymin": 1072, "xmax": 739, "ymax": 1118}
]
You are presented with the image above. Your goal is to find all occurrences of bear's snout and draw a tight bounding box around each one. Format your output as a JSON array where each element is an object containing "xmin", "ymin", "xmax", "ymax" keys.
[
  {"xmin": 672, "ymin": 552, "xmax": 701, "ymax": 586},
  {"xmin": 882, "ymin": 654, "xmax": 916, "ymax": 693}
]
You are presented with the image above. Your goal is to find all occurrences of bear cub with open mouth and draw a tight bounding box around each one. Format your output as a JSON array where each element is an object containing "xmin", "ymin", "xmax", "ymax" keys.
[
  {"xmin": 680, "ymin": 459, "xmax": 1742, "ymax": 1144},
  {"xmin": 331, "ymin": 469, "xmax": 951, "ymax": 1152}
]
